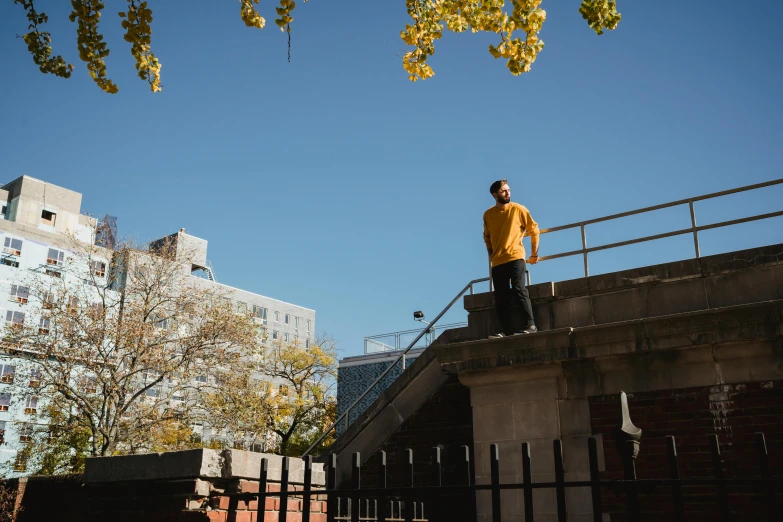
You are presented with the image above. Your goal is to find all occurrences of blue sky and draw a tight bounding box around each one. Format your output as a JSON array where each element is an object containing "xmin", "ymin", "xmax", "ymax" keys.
[{"xmin": 1, "ymin": 1, "xmax": 781, "ymax": 358}]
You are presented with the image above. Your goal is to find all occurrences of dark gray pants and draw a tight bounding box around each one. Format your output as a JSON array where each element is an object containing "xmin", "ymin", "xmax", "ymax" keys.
[{"xmin": 492, "ymin": 259, "xmax": 535, "ymax": 334}]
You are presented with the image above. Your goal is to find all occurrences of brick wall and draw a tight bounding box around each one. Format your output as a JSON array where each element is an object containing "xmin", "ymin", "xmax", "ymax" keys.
[
  {"xmin": 590, "ymin": 380, "xmax": 783, "ymax": 521},
  {"xmin": 359, "ymin": 375, "xmax": 475, "ymax": 520},
  {"xmin": 4, "ymin": 467, "xmax": 325, "ymax": 522}
]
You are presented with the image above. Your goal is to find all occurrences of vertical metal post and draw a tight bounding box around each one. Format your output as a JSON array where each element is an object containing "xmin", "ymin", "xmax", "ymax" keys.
[
  {"xmin": 432, "ymin": 447, "xmax": 442, "ymax": 486},
  {"xmin": 490, "ymin": 444, "xmax": 501, "ymax": 522},
  {"xmin": 461, "ymin": 445, "xmax": 471, "ymax": 486},
  {"xmin": 710, "ymin": 434, "xmax": 730, "ymax": 522},
  {"xmin": 553, "ymin": 439, "xmax": 567, "ymax": 522},
  {"xmin": 666, "ymin": 436, "xmax": 684, "ymax": 522},
  {"xmin": 521, "ymin": 442, "xmax": 534, "ymax": 522},
  {"xmin": 326, "ymin": 454, "xmax": 337, "ymax": 522},
  {"xmin": 689, "ymin": 200, "xmax": 701, "ymax": 258},
  {"xmin": 581, "ymin": 225, "xmax": 589, "ymax": 277},
  {"xmin": 587, "ymin": 437, "xmax": 603, "ymax": 522},
  {"xmin": 489, "ymin": 256, "xmax": 494, "ymax": 292},
  {"xmin": 302, "ymin": 456, "xmax": 312, "ymax": 522},
  {"xmin": 401, "ymin": 353, "xmax": 406, "ymax": 370},
  {"xmin": 280, "ymin": 456, "xmax": 290, "ymax": 522},
  {"xmin": 350, "ymin": 452, "xmax": 361, "ymax": 522},
  {"xmin": 755, "ymin": 432, "xmax": 776, "ymax": 521},
  {"xmin": 257, "ymin": 458, "xmax": 269, "ymax": 522},
  {"xmin": 525, "ymin": 269, "xmax": 531, "ymax": 286},
  {"xmin": 378, "ymin": 451, "xmax": 387, "ymax": 522},
  {"xmin": 623, "ymin": 441, "xmax": 640, "ymax": 522},
  {"xmin": 405, "ymin": 448, "xmax": 414, "ymax": 522}
]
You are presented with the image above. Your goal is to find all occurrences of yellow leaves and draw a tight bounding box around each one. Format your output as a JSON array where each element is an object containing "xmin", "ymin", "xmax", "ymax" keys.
[
  {"xmin": 120, "ymin": 0, "xmax": 162, "ymax": 92},
  {"xmin": 275, "ymin": 0, "xmax": 296, "ymax": 30},
  {"xmin": 13, "ymin": 0, "xmax": 74, "ymax": 78},
  {"xmin": 70, "ymin": 0, "xmax": 118, "ymax": 93},
  {"xmin": 579, "ymin": 0, "xmax": 621, "ymax": 35},
  {"xmin": 240, "ymin": 0, "xmax": 266, "ymax": 29}
]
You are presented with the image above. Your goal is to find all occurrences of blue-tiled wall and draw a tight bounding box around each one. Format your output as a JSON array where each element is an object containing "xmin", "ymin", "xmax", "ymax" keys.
[{"xmin": 336, "ymin": 356, "xmax": 417, "ymax": 437}]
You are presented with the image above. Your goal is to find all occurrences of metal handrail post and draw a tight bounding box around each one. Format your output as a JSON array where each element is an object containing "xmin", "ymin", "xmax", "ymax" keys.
[
  {"xmin": 580, "ymin": 224, "xmax": 589, "ymax": 278},
  {"xmin": 488, "ymin": 256, "xmax": 493, "ymax": 292},
  {"xmin": 689, "ymin": 200, "xmax": 700, "ymax": 258}
]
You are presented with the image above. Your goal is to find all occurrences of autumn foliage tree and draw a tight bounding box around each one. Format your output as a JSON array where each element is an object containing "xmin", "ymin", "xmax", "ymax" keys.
[
  {"xmin": 10, "ymin": 0, "xmax": 622, "ymax": 91},
  {"xmin": 6, "ymin": 237, "xmax": 258, "ymax": 467},
  {"xmin": 198, "ymin": 335, "xmax": 337, "ymax": 457}
]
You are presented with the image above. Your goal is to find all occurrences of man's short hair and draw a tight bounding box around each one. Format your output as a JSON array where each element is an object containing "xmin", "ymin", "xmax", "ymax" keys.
[{"xmin": 489, "ymin": 179, "xmax": 508, "ymax": 195}]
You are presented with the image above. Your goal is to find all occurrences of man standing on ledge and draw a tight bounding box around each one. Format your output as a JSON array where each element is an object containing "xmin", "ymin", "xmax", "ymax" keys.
[{"xmin": 483, "ymin": 179, "xmax": 540, "ymax": 337}]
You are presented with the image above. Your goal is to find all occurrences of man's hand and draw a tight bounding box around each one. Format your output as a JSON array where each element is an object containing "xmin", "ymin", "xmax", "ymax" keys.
[{"xmin": 528, "ymin": 255, "xmax": 539, "ymax": 265}]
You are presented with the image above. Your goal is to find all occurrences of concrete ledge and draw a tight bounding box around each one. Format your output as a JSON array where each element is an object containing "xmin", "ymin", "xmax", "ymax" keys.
[
  {"xmin": 84, "ymin": 448, "xmax": 325, "ymax": 485},
  {"xmin": 435, "ymin": 300, "xmax": 783, "ymax": 375}
]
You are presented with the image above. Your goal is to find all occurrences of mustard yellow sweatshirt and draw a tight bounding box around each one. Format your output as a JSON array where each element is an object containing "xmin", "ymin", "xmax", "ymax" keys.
[{"xmin": 483, "ymin": 202, "xmax": 540, "ymax": 267}]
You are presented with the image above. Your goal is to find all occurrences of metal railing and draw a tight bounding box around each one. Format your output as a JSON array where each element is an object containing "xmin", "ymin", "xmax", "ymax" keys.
[
  {"xmin": 364, "ymin": 322, "xmax": 468, "ymax": 355},
  {"xmin": 535, "ymin": 178, "xmax": 783, "ymax": 277},
  {"xmin": 301, "ymin": 278, "xmax": 489, "ymax": 457},
  {"xmin": 305, "ymin": 178, "xmax": 783, "ymax": 458}
]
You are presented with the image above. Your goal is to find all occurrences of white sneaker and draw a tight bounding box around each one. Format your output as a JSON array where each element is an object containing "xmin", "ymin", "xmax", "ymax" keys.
[{"xmin": 488, "ymin": 333, "xmax": 506, "ymax": 339}]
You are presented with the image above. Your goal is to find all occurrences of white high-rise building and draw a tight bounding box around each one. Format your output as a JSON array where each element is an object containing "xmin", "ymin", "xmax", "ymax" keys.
[{"xmin": 0, "ymin": 175, "xmax": 315, "ymax": 476}]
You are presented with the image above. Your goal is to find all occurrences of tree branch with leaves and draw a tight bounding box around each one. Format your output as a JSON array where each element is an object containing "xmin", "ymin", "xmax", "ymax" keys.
[{"xmin": 10, "ymin": 0, "xmax": 621, "ymax": 92}]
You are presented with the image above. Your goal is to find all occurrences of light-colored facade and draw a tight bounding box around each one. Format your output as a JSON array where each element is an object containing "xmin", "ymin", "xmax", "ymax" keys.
[{"xmin": 0, "ymin": 175, "xmax": 315, "ymax": 476}]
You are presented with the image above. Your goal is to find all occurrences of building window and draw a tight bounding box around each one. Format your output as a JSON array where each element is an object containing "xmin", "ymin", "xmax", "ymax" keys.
[
  {"xmin": 192, "ymin": 423, "xmax": 204, "ymax": 444},
  {"xmin": 0, "ymin": 365, "xmax": 15, "ymax": 384},
  {"xmin": 150, "ymin": 313, "xmax": 168, "ymax": 330},
  {"xmin": 237, "ymin": 301, "xmax": 247, "ymax": 314},
  {"xmin": 145, "ymin": 385, "xmax": 161, "ymax": 398},
  {"xmin": 66, "ymin": 296, "xmax": 78, "ymax": 313},
  {"xmin": 294, "ymin": 316, "xmax": 299, "ymax": 330},
  {"xmin": 29, "ymin": 368, "xmax": 41, "ymax": 387},
  {"xmin": 90, "ymin": 260, "xmax": 106, "ymax": 277},
  {"xmin": 41, "ymin": 209, "xmax": 57, "ymax": 226},
  {"xmin": 274, "ymin": 311, "xmax": 279, "ymax": 322},
  {"xmin": 24, "ymin": 396, "xmax": 38, "ymax": 414},
  {"xmin": 47, "ymin": 248, "xmax": 65, "ymax": 266},
  {"xmin": 0, "ymin": 258, "xmax": 19, "ymax": 268},
  {"xmin": 284, "ymin": 314, "xmax": 290, "ymax": 325},
  {"xmin": 195, "ymin": 375, "xmax": 208, "ymax": 384},
  {"xmin": 39, "ymin": 316, "xmax": 50, "ymax": 335},
  {"xmin": 305, "ymin": 338, "xmax": 310, "ymax": 349},
  {"xmin": 0, "ymin": 420, "xmax": 5, "ymax": 444},
  {"xmin": 279, "ymin": 384, "xmax": 289, "ymax": 396},
  {"xmin": 9, "ymin": 284, "xmax": 30, "ymax": 304},
  {"xmin": 284, "ymin": 333, "xmax": 289, "ymax": 342},
  {"xmin": 0, "ymin": 392, "xmax": 10, "ymax": 411},
  {"xmin": 3, "ymin": 237, "xmax": 22, "ymax": 256},
  {"xmin": 45, "ymin": 268, "xmax": 61, "ymax": 278},
  {"xmin": 18, "ymin": 423, "xmax": 34, "ymax": 443},
  {"xmin": 252, "ymin": 306, "xmax": 268, "ymax": 325},
  {"xmin": 5, "ymin": 311, "xmax": 24, "ymax": 325},
  {"xmin": 307, "ymin": 320, "xmax": 311, "ymax": 333},
  {"xmin": 14, "ymin": 452, "xmax": 28, "ymax": 471},
  {"xmin": 272, "ymin": 331, "xmax": 278, "ymax": 340},
  {"xmin": 41, "ymin": 291, "xmax": 55, "ymax": 309}
]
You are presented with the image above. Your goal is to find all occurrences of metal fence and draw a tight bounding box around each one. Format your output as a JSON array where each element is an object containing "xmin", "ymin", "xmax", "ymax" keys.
[{"xmin": 222, "ymin": 394, "xmax": 781, "ymax": 521}]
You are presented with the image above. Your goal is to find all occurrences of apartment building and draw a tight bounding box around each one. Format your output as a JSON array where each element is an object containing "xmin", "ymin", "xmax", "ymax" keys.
[{"xmin": 0, "ymin": 175, "xmax": 315, "ymax": 476}]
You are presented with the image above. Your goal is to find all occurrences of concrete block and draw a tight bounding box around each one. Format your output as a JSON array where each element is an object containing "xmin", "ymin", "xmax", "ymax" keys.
[
  {"xmin": 705, "ymin": 264, "xmax": 783, "ymax": 308},
  {"xmin": 474, "ymin": 403, "xmax": 515, "ymax": 442},
  {"xmin": 222, "ymin": 450, "xmax": 325, "ymax": 485},
  {"xmin": 561, "ymin": 360, "xmax": 601, "ymax": 398},
  {"xmin": 557, "ymin": 399, "xmax": 592, "ymax": 436},
  {"xmin": 513, "ymin": 401, "xmax": 561, "ymax": 440},
  {"xmin": 525, "ymin": 440, "xmax": 556, "ymax": 475},
  {"xmin": 84, "ymin": 449, "xmax": 223, "ymax": 483},
  {"xmin": 551, "ymin": 297, "xmax": 594, "ymax": 330},
  {"xmin": 471, "ymin": 379, "xmax": 559, "ymax": 407}
]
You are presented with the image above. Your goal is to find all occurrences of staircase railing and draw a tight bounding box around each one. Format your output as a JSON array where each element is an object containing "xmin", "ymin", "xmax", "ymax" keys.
[{"xmin": 301, "ymin": 277, "xmax": 489, "ymax": 457}]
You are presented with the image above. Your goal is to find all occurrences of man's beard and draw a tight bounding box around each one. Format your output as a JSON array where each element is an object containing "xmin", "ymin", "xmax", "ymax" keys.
[{"xmin": 498, "ymin": 195, "xmax": 510, "ymax": 204}]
